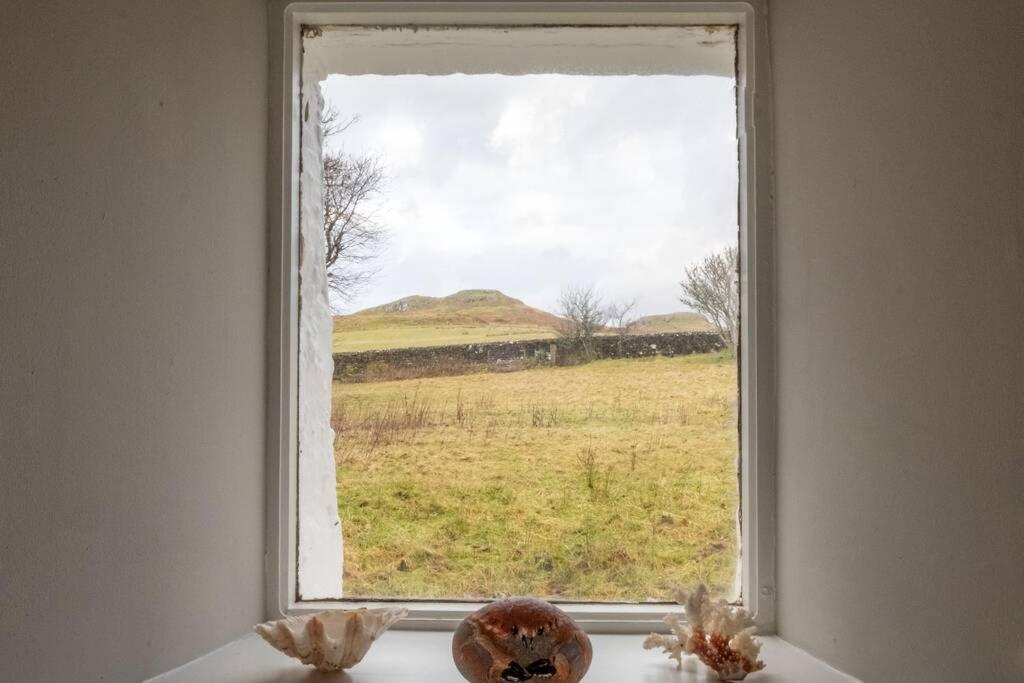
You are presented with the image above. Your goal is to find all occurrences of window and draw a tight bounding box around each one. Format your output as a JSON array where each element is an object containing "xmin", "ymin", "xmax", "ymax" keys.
[{"xmin": 268, "ymin": 2, "xmax": 775, "ymax": 634}]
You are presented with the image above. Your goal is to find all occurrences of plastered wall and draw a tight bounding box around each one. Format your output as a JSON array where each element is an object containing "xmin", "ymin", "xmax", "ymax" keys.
[
  {"xmin": 771, "ymin": 1, "xmax": 1024, "ymax": 680},
  {"xmin": 2, "ymin": 1, "xmax": 1022, "ymax": 681},
  {"xmin": 0, "ymin": 2, "xmax": 268, "ymax": 681}
]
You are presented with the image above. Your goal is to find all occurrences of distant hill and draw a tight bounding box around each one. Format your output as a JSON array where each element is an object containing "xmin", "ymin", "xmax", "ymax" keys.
[
  {"xmin": 333, "ymin": 289, "xmax": 713, "ymax": 352},
  {"xmin": 333, "ymin": 289, "xmax": 563, "ymax": 352},
  {"xmin": 353, "ymin": 289, "xmax": 563, "ymax": 328},
  {"xmin": 630, "ymin": 311, "xmax": 711, "ymax": 334}
]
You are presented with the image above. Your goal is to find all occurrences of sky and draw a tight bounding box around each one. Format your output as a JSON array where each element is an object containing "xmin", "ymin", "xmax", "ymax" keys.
[{"xmin": 321, "ymin": 73, "xmax": 737, "ymax": 317}]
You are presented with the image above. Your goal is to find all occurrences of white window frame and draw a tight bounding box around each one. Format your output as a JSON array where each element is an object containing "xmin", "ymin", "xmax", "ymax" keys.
[{"xmin": 266, "ymin": 0, "xmax": 775, "ymax": 635}]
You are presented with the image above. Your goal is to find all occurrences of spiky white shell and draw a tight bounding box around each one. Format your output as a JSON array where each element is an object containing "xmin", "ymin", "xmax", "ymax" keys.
[
  {"xmin": 643, "ymin": 585, "xmax": 765, "ymax": 681},
  {"xmin": 255, "ymin": 608, "xmax": 407, "ymax": 671}
]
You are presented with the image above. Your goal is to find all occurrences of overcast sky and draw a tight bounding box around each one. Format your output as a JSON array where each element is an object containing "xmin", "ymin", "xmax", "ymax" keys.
[{"xmin": 322, "ymin": 73, "xmax": 737, "ymax": 317}]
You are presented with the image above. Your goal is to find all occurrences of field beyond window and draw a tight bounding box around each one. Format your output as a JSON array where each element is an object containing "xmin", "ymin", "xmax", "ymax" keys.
[
  {"xmin": 335, "ymin": 350, "xmax": 737, "ymax": 601},
  {"xmin": 323, "ymin": 66, "xmax": 739, "ymax": 602}
]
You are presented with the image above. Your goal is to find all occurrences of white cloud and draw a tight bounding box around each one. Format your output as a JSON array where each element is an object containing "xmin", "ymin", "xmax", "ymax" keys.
[
  {"xmin": 369, "ymin": 116, "xmax": 423, "ymax": 171},
  {"xmin": 321, "ymin": 73, "xmax": 737, "ymax": 316},
  {"xmin": 490, "ymin": 98, "xmax": 539, "ymax": 152}
]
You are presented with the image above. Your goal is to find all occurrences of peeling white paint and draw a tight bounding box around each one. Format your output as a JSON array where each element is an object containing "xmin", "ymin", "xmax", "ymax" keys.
[
  {"xmin": 296, "ymin": 42, "xmax": 344, "ymax": 600},
  {"xmin": 307, "ymin": 25, "xmax": 735, "ymax": 77}
]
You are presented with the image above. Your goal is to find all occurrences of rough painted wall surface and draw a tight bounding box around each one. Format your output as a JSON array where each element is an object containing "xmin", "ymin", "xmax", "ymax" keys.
[
  {"xmin": 0, "ymin": 2, "xmax": 267, "ymax": 681},
  {"xmin": 295, "ymin": 39, "xmax": 345, "ymax": 600},
  {"xmin": 771, "ymin": 1, "xmax": 1024, "ymax": 680}
]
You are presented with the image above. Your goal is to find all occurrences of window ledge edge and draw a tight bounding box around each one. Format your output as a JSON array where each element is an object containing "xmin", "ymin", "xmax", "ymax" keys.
[{"xmin": 148, "ymin": 631, "xmax": 859, "ymax": 682}]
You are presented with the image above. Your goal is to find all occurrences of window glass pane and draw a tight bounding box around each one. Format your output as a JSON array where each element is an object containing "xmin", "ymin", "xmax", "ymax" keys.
[{"xmin": 308, "ymin": 27, "xmax": 739, "ymax": 603}]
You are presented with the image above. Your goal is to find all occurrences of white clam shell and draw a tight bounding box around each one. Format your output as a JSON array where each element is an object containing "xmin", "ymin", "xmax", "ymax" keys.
[{"xmin": 255, "ymin": 607, "xmax": 407, "ymax": 671}]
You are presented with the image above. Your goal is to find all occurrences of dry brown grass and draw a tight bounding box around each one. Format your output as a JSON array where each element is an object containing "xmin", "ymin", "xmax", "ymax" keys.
[{"xmin": 332, "ymin": 351, "xmax": 738, "ymax": 602}]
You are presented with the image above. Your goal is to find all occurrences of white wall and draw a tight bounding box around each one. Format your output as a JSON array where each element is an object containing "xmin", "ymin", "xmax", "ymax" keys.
[
  {"xmin": 0, "ymin": 2, "xmax": 268, "ymax": 681},
  {"xmin": 2, "ymin": 1, "xmax": 1022, "ymax": 681},
  {"xmin": 771, "ymin": 1, "xmax": 1024, "ymax": 680}
]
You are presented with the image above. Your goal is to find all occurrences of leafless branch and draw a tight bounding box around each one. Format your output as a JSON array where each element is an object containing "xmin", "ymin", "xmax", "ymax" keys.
[
  {"xmin": 320, "ymin": 107, "xmax": 387, "ymax": 308},
  {"xmin": 605, "ymin": 298, "xmax": 639, "ymax": 335},
  {"xmin": 679, "ymin": 246, "xmax": 738, "ymax": 354},
  {"xmin": 557, "ymin": 285, "xmax": 608, "ymax": 362},
  {"xmin": 320, "ymin": 106, "xmax": 359, "ymax": 140}
]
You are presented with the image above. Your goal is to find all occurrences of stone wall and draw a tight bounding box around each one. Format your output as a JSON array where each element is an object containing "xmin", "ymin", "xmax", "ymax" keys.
[{"xmin": 333, "ymin": 332, "xmax": 725, "ymax": 382}]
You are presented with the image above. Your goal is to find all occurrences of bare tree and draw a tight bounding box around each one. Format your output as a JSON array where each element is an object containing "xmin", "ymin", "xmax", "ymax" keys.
[
  {"xmin": 605, "ymin": 298, "xmax": 639, "ymax": 357},
  {"xmin": 605, "ymin": 298, "xmax": 639, "ymax": 334},
  {"xmin": 557, "ymin": 285, "xmax": 608, "ymax": 362},
  {"xmin": 679, "ymin": 246, "xmax": 739, "ymax": 354},
  {"xmin": 320, "ymin": 107, "xmax": 387, "ymax": 308}
]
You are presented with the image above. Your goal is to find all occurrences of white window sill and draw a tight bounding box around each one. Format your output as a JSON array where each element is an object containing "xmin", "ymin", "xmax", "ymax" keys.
[{"xmin": 150, "ymin": 630, "xmax": 859, "ymax": 682}]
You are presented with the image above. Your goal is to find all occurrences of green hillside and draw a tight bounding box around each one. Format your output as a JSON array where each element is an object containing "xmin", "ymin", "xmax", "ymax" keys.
[
  {"xmin": 333, "ymin": 289, "xmax": 713, "ymax": 352},
  {"xmin": 631, "ymin": 311, "xmax": 711, "ymax": 334},
  {"xmin": 333, "ymin": 289, "xmax": 562, "ymax": 352}
]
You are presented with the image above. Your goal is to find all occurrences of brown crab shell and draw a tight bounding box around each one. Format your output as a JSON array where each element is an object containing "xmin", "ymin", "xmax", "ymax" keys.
[{"xmin": 452, "ymin": 597, "xmax": 593, "ymax": 683}]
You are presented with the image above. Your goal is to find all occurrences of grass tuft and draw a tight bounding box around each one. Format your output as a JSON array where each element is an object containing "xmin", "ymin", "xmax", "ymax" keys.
[{"xmin": 333, "ymin": 351, "xmax": 738, "ymax": 601}]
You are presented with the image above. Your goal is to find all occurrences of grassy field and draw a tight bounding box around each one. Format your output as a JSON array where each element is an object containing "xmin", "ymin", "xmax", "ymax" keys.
[
  {"xmin": 631, "ymin": 311, "xmax": 711, "ymax": 334},
  {"xmin": 332, "ymin": 323, "xmax": 556, "ymax": 353},
  {"xmin": 332, "ymin": 351, "xmax": 738, "ymax": 602}
]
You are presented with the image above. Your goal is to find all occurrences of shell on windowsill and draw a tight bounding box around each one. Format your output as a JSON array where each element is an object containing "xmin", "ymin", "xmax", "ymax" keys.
[
  {"xmin": 452, "ymin": 597, "xmax": 592, "ymax": 683},
  {"xmin": 643, "ymin": 584, "xmax": 765, "ymax": 681},
  {"xmin": 255, "ymin": 607, "xmax": 407, "ymax": 672}
]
